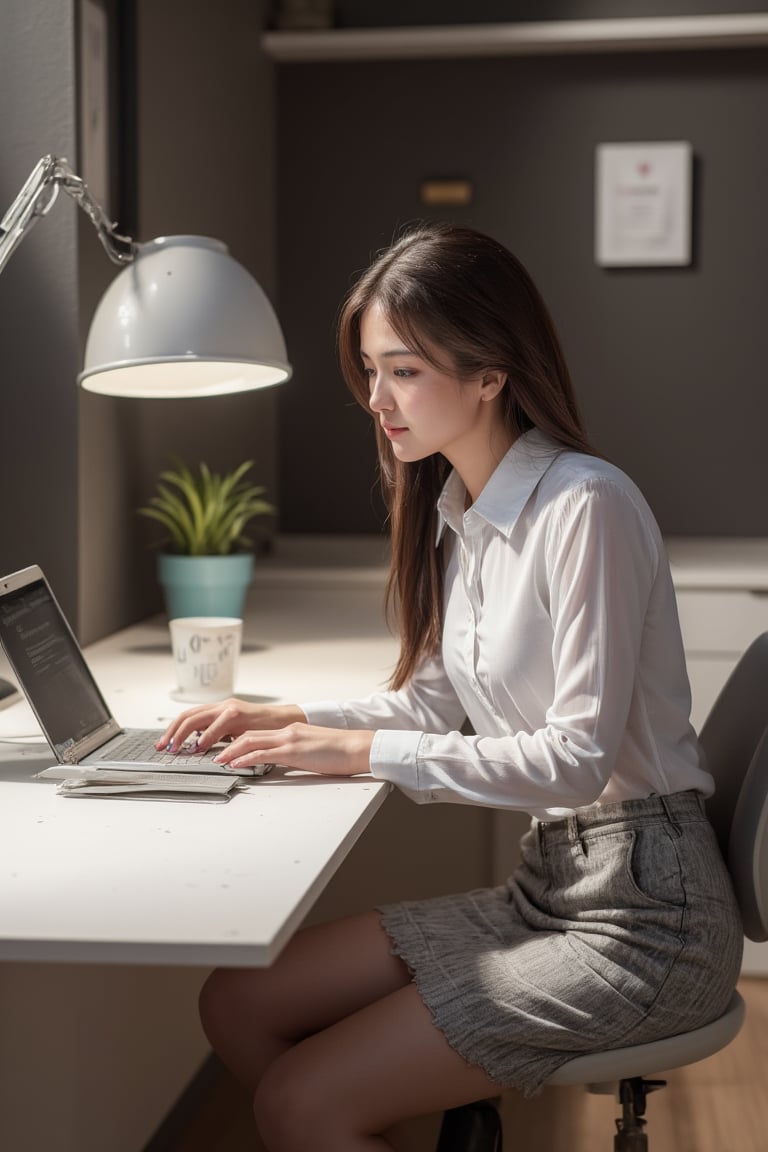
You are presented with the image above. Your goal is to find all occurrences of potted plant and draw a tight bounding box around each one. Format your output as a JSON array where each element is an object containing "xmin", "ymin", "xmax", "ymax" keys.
[{"xmin": 138, "ymin": 459, "xmax": 275, "ymax": 619}]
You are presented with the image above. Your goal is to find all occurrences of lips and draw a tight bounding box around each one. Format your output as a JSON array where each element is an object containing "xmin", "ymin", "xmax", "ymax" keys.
[{"xmin": 382, "ymin": 423, "xmax": 408, "ymax": 438}]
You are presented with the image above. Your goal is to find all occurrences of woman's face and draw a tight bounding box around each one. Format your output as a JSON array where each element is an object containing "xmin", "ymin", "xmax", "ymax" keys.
[{"xmin": 360, "ymin": 303, "xmax": 505, "ymax": 475}]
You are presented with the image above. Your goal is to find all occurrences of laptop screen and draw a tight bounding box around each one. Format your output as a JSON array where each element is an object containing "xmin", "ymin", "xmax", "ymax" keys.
[{"xmin": 0, "ymin": 573, "xmax": 112, "ymax": 756}]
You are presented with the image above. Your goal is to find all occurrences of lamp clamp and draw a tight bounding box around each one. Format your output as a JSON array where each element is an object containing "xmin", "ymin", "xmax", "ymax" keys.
[{"xmin": 0, "ymin": 154, "xmax": 136, "ymax": 275}]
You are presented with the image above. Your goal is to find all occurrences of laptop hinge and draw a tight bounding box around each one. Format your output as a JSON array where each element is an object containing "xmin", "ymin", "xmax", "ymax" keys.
[{"xmin": 59, "ymin": 720, "xmax": 123, "ymax": 764}]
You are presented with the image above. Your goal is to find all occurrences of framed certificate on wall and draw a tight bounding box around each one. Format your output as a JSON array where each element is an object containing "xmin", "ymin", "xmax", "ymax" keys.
[{"xmin": 595, "ymin": 141, "xmax": 693, "ymax": 267}]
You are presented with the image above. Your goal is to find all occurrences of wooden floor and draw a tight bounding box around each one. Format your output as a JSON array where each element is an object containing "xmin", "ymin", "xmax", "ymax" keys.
[{"xmin": 162, "ymin": 977, "xmax": 768, "ymax": 1152}]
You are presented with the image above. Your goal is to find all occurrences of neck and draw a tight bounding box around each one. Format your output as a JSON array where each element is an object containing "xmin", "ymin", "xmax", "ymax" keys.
[{"xmin": 451, "ymin": 424, "xmax": 518, "ymax": 505}]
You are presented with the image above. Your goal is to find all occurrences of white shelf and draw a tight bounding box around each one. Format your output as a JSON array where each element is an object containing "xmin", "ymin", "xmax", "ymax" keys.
[{"xmin": 262, "ymin": 14, "xmax": 768, "ymax": 61}]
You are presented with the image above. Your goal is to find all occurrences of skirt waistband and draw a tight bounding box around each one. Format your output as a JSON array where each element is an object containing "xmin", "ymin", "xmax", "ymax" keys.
[{"xmin": 535, "ymin": 790, "xmax": 707, "ymax": 843}]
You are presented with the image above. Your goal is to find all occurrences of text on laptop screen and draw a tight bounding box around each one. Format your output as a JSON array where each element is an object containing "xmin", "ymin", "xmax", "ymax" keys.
[{"xmin": 0, "ymin": 577, "xmax": 111, "ymax": 753}]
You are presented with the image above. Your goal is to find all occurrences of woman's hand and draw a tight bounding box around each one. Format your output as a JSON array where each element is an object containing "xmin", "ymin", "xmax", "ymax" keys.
[
  {"xmin": 157, "ymin": 701, "xmax": 375, "ymax": 777},
  {"xmin": 157, "ymin": 699, "xmax": 306, "ymax": 755},
  {"xmin": 212, "ymin": 723, "xmax": 375, "ymax": 777}
]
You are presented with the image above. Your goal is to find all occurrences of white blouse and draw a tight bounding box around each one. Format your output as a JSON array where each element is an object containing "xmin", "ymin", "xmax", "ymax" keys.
[{"xmin": 301, "ymin": 430, "xmax": 711, "ymax": 821}]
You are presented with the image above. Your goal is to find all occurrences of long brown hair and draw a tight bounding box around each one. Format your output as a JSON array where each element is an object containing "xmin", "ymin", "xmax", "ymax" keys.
[{"xmin": 337, "ymin": 222, "xmax": 596, "ymax": 689}]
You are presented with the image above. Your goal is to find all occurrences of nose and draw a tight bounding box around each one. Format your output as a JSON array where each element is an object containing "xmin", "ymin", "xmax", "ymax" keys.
[{"xmin": 368, "ymin": 373, "xmax": 393, "ymax": 413}]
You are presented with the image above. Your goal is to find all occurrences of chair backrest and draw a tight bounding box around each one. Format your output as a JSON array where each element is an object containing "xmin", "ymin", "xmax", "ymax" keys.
[{"xmin": 697, "ymin": 632, "xmax": 768, "ymax": 943}]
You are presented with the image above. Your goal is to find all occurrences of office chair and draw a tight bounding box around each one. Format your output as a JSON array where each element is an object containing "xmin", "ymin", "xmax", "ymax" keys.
[{"xmin": 436, "ymin": 632, "xmax": 768, "ymax": 1152}]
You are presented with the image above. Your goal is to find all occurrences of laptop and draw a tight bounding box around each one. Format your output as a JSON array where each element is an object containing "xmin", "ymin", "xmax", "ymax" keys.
[{"xmin": 0, "ymin": 565, "xmax": 268, "ymax": 777}]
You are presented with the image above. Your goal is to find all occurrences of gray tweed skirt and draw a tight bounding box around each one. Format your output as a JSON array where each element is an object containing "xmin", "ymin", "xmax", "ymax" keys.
[{"xmin": 378, "ymin": 790, "xmax": 743, "ymax": 1096}]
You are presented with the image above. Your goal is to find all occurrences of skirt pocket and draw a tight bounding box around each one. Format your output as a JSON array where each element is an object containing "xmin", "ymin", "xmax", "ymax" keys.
[
  {"xmin": 623, "ymin": 825, "xmax": 686, "ymax": 911},
  {"xmin": 544, "ymin": 826, "xmax": 686, "ymax": 920}
]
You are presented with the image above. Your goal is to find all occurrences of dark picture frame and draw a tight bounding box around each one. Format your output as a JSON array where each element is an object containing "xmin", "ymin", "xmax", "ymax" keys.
[{"xmin": 77, "ymin": 0, "xmax": 138, "ymax": 234}]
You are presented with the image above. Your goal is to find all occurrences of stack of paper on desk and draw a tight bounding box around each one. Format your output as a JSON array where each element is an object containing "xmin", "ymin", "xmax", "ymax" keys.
[{"xmin": 35, "ymin": 766, "xmax": 239, "ymax": 802}]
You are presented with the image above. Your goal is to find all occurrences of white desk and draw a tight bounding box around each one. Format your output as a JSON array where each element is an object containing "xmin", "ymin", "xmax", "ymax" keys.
[{"xmin": 0, "ymin": 557, "xmax": 397, "ymax": 967}]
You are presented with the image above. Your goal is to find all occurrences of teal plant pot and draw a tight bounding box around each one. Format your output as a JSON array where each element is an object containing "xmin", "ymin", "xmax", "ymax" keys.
[{"xmin": 158, "ymin": 553, "xmax": 255, "ymax": 619}]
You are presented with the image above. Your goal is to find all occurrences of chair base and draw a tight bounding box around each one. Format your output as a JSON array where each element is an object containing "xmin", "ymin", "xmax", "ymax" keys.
[
  {"xmin": 432, "ymin": 1080, "xmax": 663, "ymax": 1152},
  {"xmin": 613, "ymin": 1077, "xmax": 666, "ymax": 1152},
  {"xmin": 435, "ymin": 1099, "xmax": 503, "ymax": 1152}
]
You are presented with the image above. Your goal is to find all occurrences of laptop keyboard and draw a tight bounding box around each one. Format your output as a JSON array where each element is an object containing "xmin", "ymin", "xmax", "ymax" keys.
[
  {"xmin": 85, "ymin": 730, "xmax": 273, "ymax": 777},
  {"xmin": 98, "ymin": 729, "xmax": 232, "ymax": 768}
]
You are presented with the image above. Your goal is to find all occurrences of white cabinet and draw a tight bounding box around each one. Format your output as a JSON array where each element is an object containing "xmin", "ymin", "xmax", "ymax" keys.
[
  {"xmin": 667, "ymin": 537, "xmax": 768, "ymax": 974},
  {"xmin": 667, "ymin": 538, "xmax": 768, "ymax": 731}
]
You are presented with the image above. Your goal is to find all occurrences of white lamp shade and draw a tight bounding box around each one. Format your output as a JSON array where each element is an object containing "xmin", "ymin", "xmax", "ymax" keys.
[{"xmin": 79, "ymin": 235, "xmax": 292, "ymax": 398}]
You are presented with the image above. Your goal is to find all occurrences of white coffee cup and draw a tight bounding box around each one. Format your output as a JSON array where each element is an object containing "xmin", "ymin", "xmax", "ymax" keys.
[{"xmin": 169, "ymin": 617, "xmax": 243, "ymax": 703}]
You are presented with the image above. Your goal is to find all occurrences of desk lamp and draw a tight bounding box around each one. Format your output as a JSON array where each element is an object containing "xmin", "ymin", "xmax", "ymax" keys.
[
  {"xmin": 0, "ymin": 153, "xmax": 293, "ymax": 699},
  {"xmin": 0, "ymin": 154, "xmax": 292, "ymax": 396}
]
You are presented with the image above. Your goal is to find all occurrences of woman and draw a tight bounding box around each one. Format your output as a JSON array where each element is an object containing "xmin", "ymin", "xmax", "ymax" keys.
[{"xmin": 159, "ymin": 223, "xmax": 742, "ymax": 1151}]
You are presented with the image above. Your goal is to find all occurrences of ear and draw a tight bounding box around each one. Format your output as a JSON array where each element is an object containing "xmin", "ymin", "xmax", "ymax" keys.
[{"xmin": 480, "ymin": 371, "xmax": 507, "ymax": 401}]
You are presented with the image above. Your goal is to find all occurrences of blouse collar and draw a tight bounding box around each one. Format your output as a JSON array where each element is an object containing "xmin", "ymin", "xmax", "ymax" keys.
[{"xmin": 436, "ymin": 429, "xmax": 564, "ymax": 545}]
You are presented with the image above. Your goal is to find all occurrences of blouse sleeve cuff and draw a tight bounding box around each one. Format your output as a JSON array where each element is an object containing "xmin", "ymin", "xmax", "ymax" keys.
[{"xmin": 370, "ymin": 728, "xmax": 425, "ymax": 796}]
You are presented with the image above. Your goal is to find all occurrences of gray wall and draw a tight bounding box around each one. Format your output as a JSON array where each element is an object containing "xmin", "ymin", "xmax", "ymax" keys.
[
  {"xmin": 274, "ymin": 16, "xmax": 768, "ymax": 535},
  {"xmin": 0, "ymin": 3, "xmax": 81, "ymax": 623}
]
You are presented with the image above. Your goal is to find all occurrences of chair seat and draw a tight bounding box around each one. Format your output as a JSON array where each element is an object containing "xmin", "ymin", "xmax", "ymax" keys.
[{"xmin": 546, "ymin": 991, "xmax": 745, "ymax": 1088}]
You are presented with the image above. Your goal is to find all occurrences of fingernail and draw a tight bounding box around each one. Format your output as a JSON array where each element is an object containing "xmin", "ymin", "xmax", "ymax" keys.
[{"xmin": 166, "ymin": 740, "xmax": 174, "ymax": 752}]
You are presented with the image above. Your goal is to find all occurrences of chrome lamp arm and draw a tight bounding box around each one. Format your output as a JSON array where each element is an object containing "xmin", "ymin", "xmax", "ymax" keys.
[{"xmin": 0, "ymin": 153, "xmax": 136, "ymax": 274}]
